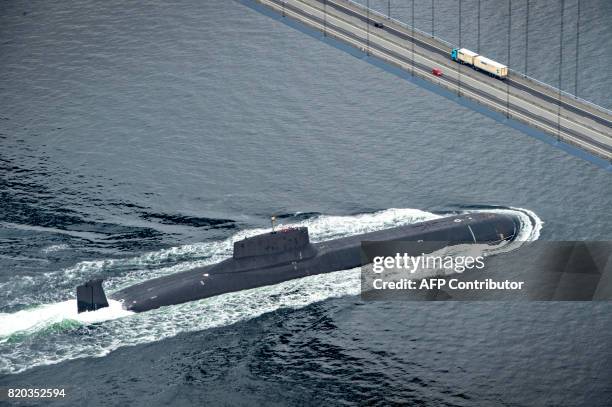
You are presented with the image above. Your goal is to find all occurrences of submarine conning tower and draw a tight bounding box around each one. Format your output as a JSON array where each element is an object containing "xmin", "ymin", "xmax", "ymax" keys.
[{"xmin": 233, "ymin": 227, "xmax": 312, "ymax": 259}]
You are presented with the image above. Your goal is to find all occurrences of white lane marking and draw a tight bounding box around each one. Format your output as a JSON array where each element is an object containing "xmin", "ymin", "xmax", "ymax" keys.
[
  {"xmin": 286, "ymin": 0, "xmax": 611, "ymax": 143},
  {"xmin": 271, "ymin": 0, "xmax": 611, "ymax": 156}
]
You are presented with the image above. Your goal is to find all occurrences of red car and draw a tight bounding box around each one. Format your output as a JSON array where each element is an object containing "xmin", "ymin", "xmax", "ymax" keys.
[{"xmin": 432, "ymin": 68, "xmax": 443, "ymax": 77}]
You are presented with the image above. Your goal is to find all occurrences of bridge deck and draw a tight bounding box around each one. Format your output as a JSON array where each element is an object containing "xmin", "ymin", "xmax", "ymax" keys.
[{"xmin": 252, "ymin": 0, "xmax": 612, "ymax": 163}]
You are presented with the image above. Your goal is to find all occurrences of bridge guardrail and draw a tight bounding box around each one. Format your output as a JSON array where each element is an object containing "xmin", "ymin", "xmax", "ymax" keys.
[{"xmin": 343, "ymin": 0, "xmax": 612, "ymax": 119}]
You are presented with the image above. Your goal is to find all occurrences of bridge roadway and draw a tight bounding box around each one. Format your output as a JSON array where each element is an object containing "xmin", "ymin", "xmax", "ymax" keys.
[{"xmin": 254, "ymin": 0, "xmax": 612, "ymax": 163}]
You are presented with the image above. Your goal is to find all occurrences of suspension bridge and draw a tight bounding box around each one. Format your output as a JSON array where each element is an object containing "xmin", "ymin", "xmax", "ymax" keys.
[{"xmin": 247, "ymin": 0, "xmax": 612, "ymax": 167}]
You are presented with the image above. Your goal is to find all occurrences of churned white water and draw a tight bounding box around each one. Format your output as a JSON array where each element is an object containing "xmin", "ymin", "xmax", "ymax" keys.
[{"xmin": 0, "ymin": 207, "xmax": 540, "ymax": 374}]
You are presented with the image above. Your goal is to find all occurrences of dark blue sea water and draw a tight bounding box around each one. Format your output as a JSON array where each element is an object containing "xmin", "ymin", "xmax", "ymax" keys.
[{"xmin": 1, "ymin": 0, "xmax": 611, "ymax": 405}]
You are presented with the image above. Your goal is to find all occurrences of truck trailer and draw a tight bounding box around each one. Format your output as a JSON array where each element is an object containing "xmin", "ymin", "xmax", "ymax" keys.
[
  {"xmin": 450, "ymin": 48, "xmax": 508, "ymax": 79},
  {"xmin": 473, "ymin": 55, "xmax": 508, "ymax": 79}
]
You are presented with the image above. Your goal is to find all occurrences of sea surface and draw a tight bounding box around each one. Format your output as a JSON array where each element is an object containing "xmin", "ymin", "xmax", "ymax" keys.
[{"xmin": 0, "ymin": 0, "xmax": 611, "ymax": 405}]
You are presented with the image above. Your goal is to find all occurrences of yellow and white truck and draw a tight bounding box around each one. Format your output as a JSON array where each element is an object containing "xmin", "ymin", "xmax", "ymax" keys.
[{"xmin": 451, "ymin": 48, "xmax": 508, "ymax": 79}]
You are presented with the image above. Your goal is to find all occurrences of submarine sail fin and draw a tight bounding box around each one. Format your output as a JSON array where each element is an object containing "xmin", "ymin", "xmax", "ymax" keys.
[{"xmin": 77, "ymin": 279, "xmax": 109, "ymax": 313}]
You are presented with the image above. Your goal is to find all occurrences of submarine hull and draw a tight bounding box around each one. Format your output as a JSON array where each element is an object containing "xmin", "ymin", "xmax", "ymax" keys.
[{"xmin": 78, "ymin": 212, "xmax": 518, "ymax": 313}]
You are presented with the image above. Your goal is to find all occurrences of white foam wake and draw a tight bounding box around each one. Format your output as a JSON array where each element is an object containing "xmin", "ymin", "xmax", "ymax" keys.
[
  {"xmin": 0, "ymin": 300, "xmax": 133, "ymax": 339},
  {"xmin": 0, "ymin": 207, "xmax": 541, "ymax": 374}
]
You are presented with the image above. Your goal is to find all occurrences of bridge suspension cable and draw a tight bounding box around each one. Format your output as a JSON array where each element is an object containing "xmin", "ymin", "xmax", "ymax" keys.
[
  {"xmin": 525, "ymin": 0, "xmax": 529, "ymax": 75},
  {"xmin": 575, "ymin": 0, "xmax": 581, "ymax": 97},
  {"xmin": 507, "ymin": 0, "xmax": 512, "ymax": 118},
  {"xmin": 323, "ymin": 0, "xmax": 327, "ymax": 36},
  {"xmin": 411, "ymin": 0, "xmax": 415, "ymax": 76},
  {"xmin": 432, "ymin": 0, "xmax": 435, "ymax": 38},
  {"xmin": 558, "ymin": 0, "xmax": 565, "ymax": 140},
  {"xmin": 458, "ymin": 0, "xmax": 462, "ymax": 97},
  {"xmin": 366, "ymin": 0, "xmax": 370, "ymax": 55},
  {"xmin": 477, "ymin": 0, "xmax": 481, "ymax": 53}
]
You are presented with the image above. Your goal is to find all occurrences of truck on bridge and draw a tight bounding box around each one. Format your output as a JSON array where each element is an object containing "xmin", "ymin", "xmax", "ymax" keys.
[{"xmin": 451, "ymin": 48, "xmax": 508, "ymax": 79}]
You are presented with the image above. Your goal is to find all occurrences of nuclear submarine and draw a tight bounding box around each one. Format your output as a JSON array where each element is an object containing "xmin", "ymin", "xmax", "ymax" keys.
[{"xmin": 76, "ymin": 212, "xmax": 519, "ymax": 313}]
